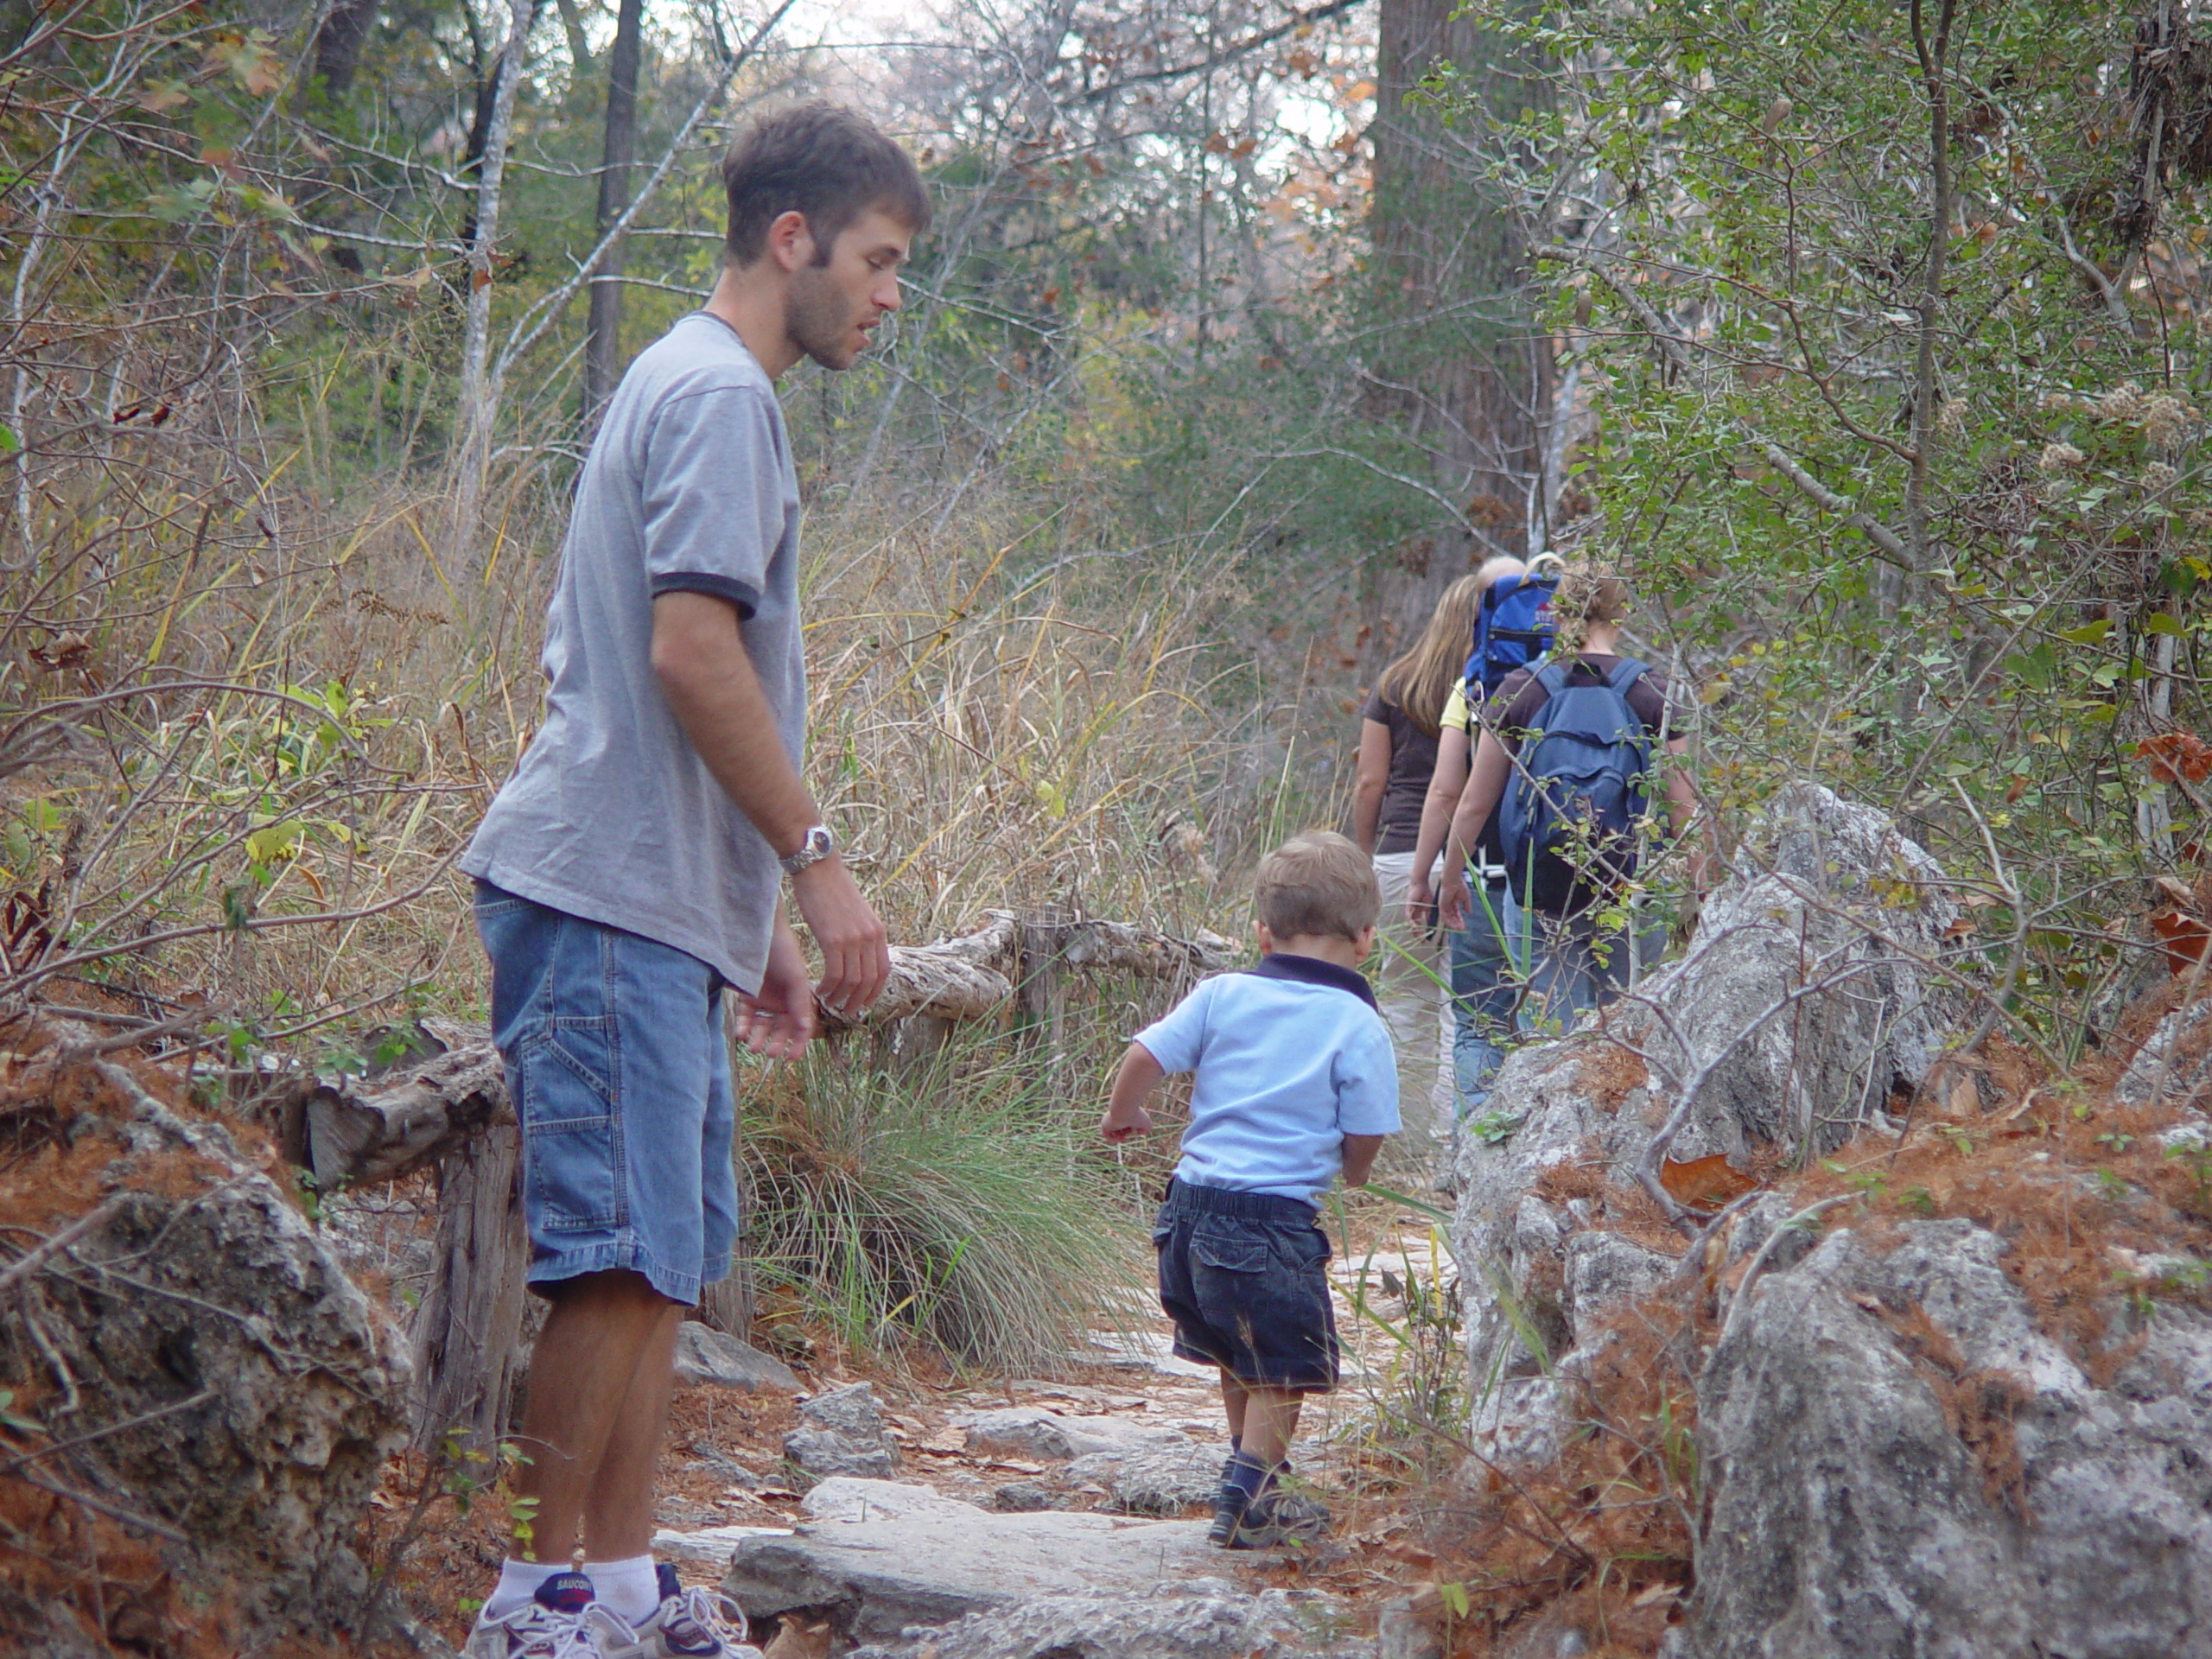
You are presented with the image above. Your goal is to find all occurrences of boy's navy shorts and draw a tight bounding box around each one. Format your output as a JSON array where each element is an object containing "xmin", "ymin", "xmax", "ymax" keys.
[{"xmin": 1152, "ymin": 1179, "xmax": 1339, "ymax": 1392}]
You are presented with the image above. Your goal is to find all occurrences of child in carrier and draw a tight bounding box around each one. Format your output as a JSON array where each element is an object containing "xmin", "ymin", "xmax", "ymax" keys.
[
  {"xmin": 1434, "ymin": 562, "xmax": 1703, "ymax": 1025},
  {"xmin": 1099, "ymin": 830, "xmax": 1399, "ymax": 1548}
]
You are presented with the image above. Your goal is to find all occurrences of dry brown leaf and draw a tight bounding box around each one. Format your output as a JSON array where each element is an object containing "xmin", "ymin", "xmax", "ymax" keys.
[{"xmin": 1658, "ymin": 1153, "xmax": 1758, "ymax": 1212}]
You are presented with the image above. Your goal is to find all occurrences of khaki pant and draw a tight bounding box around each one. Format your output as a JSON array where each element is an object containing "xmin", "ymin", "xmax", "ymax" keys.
[{"xmin": 1370, "ymin": 850, "xmax": 1455, "ymax": 1148}]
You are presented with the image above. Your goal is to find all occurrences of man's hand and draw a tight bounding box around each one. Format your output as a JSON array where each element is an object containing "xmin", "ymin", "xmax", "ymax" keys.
[
  {"xmin": 734, "ymin": 920, "xmax": 817, "ymax": 1058},
  {"xmin": 789, "ymin": 857, "xmax": 890, "ymax": 1020}
]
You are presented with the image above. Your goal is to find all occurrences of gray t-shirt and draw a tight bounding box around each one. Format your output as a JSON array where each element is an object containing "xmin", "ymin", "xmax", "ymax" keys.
[{"xmin": 460, "ymin": 312, "xmax": 804, "ymax": 994}]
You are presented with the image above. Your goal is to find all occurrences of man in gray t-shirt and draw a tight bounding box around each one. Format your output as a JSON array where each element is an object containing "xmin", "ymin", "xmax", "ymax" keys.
[{"xmin": 458, "ymin": 104, "xmax": 925, "ymax": 1657}]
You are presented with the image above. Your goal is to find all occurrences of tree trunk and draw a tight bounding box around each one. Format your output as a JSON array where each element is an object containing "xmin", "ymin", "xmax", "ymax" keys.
[
  {"xmin": 1365, "ymin": 0, "xmax": 1552, "ymax": 657},
  {"xmin": 450, "ymin": 0, "xmax": 536, "ymax": 565},
  {"xmin": 313, "ymin": 0, "xmax": 382, "ymax": 96},
  {"xmin": 582, "ymin": 0, "xmax": 645, "ymax": 426}
]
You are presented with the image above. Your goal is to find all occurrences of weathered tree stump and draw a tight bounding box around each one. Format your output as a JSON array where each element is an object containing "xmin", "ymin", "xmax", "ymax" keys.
[{"xmin": 407, "ymin": 1119, "xmax": 528, "ymax": 1452}]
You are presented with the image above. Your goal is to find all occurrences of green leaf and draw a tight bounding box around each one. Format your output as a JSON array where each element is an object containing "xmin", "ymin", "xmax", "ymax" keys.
[
  {"xmin": 2143, "ymin": 611, "xmax": 2186, "ymax": 637},
  {"xmin": 2057, "ymin": 620, "xmax": 2113, "ymax": 645},
  {"xmin": 0, "ymin": 424, "xmax": 16, "ymax": 455},
  {"xmin": 245, "ymin": 821, "xmax": 302, "ymax": 863}
]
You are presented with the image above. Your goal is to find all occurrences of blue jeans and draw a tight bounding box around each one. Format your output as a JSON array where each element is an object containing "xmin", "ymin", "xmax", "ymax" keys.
[
  {"xmin": 1522, "ymin": 906, "xmax": 1669, "ymax": 1035},
  {"xmin": 1448, "ymin": 879, "xmax": 1525, "ymax": 1116},
  {"xmin": 474, "ymin": 880, "xmax": 738, "ymax": 1306}
]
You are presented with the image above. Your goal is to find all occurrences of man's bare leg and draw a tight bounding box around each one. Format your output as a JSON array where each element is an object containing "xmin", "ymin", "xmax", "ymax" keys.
[
  {"xmin": 512, "ymin": 1269, "xmax": 682, "ymax": 1565},
  {"xmin": 582, "ymin": 1297, "xmax": 685, "ymax": 1558}
]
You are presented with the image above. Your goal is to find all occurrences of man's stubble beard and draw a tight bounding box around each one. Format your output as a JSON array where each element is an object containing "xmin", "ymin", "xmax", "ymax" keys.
[{"xmin": 786, "ymin": 264, "xmax": 858, "ymax": 372}]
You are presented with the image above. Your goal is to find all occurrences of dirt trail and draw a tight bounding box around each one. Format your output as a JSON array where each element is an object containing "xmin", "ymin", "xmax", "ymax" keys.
[{"xmin": 383, "ymin": 1205, "xmax": 1459, "ymax": 1648}]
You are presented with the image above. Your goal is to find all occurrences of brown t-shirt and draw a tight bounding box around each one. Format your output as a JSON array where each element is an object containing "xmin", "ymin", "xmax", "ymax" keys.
[
  {"xmin": 1484, "ymin": 655, "xmax": 1672, "ymax": 751},
  {"xmin": 1482, "ymin": 654, "xmax": 1675, "ymax": 912},
  {"xmin": 1361, "ymin": 689, "xmax": 1440, "ymax": 855}
]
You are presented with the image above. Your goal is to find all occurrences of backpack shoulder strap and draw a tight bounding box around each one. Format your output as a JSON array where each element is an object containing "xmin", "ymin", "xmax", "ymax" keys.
[
  {"xmin": 1605, "ymin": 657, "xmax": 1649, "ymax": 694},
  {"xmin": 1532, "ymin": 658, "xmax": 1570, "ymax": 698}
]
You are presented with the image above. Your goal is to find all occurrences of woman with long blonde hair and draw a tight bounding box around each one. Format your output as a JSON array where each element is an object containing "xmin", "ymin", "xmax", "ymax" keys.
[{"xmin": 1352, "ymin": 567, "xmax": 1510, "ymax": 1153}]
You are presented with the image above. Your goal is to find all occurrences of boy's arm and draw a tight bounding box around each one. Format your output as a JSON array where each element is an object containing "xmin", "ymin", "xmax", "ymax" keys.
[
  {"xmin": 1340, "ymin": 1135, "xmax": 1387, "ymax": 1188},
  {"xmin": 1102, "ymin": 1043, "xmax": 1166, "ymax": 1143}
]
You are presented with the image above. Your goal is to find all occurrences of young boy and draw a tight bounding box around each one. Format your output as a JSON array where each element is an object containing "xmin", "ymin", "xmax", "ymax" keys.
[{"xmin": 1101, "ymin": 830, "xmax": 1399, "ymax": 1548}]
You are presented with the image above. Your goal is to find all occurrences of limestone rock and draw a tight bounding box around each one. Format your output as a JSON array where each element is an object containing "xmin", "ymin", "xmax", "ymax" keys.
[
  {"xmin": 992, "ymin": 1480, "xmax": 1066, "ymax": 1512},
  {"xmin": 721, "ymin": 1492, "xmax": 1218, "ymax": 1643},
  {"xmin": 1065, "ymin": 1440, "xmax": 1222, "ymax": 1515},
  {"xmin": 674, "ymin": 1322, "xmax": 804, "ymax": 1393},
  {"xmin": 799, "ymin": 1477, "xmax": 981, "ymax": 1523},
  {"xmin": 652, "ymin": 1523, "xmax": 796, "ymax": 1565},
  {"xmin": 1688, "ymin": 1219, "xmax": 2212, "ymax": 1657},
  {"xmin": 0, "ymin": 1052, "xmax": 406, "ymax": 1646},
  {"xmin": 2119, "ymin": 1001, "xmax": 2212, "ymax": 1109},
  {"xmin": 1452, "ymin": 784, "xmax": 1966, "ymax": 1394},
  {"xmin": 960, "ymin": 1405, "xmax": 1185, "ymax": 1461},
  {"xmin": 842, "ymin": 1587, "xmax": 1371, "ymax": 1659},
  {"xmin": 784, "ymin": 1382, "xmax": 899, "ymax": 1479}
]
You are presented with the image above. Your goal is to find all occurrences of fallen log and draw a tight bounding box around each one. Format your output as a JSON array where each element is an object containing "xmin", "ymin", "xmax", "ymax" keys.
[
  {"xmin": 299, "ymin": 1014, "xmax": 505, "ymax": 1190},
  {"xmin": 818, "ymin": 911, "xmax": 1233, "ymax": 1031}
]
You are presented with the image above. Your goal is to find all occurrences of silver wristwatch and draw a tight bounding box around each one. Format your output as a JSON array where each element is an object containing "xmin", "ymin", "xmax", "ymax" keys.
[{"xmin": 779, "ymin": 824, "xmax": 836, "ymax": 876}]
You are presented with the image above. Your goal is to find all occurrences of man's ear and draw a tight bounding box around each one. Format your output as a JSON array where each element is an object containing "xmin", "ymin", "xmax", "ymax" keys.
[
  {"xmin": 762, "ymin": 209, "xmax": 816, "ymax": 273},
  {"xmin": 1254, "ymin": 919, "xmax": 1274, "ymax": 957}
]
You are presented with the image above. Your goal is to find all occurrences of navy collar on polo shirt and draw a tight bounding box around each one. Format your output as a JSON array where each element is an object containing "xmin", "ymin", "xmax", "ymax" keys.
[{"xmin": 1245, "ymin": 951, "xmax": 1379, "ymax": 1010}]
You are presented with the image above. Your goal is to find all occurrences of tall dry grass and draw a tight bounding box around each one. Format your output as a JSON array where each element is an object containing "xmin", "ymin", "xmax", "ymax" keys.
[{"xmin": 1, "ymin": 429, "xmax": 1339, "ymax": 1044}]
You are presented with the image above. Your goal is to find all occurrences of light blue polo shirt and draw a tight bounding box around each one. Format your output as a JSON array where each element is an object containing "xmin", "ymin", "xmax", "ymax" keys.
[{"xmin": 1132, "ymin": 955, "xmax": 1400, "ymax": 1205}]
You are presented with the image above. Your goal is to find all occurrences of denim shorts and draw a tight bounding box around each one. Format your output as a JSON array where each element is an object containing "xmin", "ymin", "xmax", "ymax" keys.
[
  {"xmin": 1152, "ymin": 1179, "xmax": 1339, "ymax": 1392},
  {"xmin": 474, "ymin": 880, "xmax": 737, "ymax": 1306}
]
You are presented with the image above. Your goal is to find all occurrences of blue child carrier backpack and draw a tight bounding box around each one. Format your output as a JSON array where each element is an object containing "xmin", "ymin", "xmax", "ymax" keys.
[
  {"xmin": 1465, "ymin": 565, "xmax": 1560, "ymax": 701},
  {"xmin": 1497, "ymin": 658, "xmax": 1657, "ymax": 912}
]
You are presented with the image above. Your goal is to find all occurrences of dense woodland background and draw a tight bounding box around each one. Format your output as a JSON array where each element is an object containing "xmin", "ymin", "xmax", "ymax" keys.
[{"xmin": 3, "ymin": 0, "xmax": 2212, "ymax": 1362}]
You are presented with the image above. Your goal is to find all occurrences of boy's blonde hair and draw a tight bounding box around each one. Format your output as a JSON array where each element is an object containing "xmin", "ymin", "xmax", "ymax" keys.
[{"xmin": 1255, "ymin": 830, "xmax": 1380, "ymax": 941}]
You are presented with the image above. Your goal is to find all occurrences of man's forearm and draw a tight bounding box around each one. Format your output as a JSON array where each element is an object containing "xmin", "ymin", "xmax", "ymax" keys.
[{"xmin": 652, "ymin": 593, "xmax": 817, "ymax": 855}]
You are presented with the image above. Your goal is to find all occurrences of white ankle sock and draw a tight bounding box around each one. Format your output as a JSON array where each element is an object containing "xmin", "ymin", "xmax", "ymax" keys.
[
  {"xmin": 582, "ymin": 1555, "xmax": 661, "ymax": 1624},
  {"xmin": 482, "ymin": 1558, "xmax": 566, "ymax": 1621}
]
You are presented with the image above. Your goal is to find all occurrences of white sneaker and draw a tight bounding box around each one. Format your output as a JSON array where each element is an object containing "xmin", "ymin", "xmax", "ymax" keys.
[
  {"xmin": 602, "ymin": 1565, "xmax": 759, "ymax": 1659},
  {"xmin": 465, "ymin": 1572, "xmax": 636, "ymax": 1659}
]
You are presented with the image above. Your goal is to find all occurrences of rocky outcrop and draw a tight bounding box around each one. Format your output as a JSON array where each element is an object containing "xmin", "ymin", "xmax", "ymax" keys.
[
  {"xmin": 1452, "ymin": 784, "xmax": 1967, "ymax": 1403},
  {"xmin": 721, "ymin": 1478, "xmax": 1219, "ymax": 1643},
  {"xmin": 1685, "ymin": 1218, "xmax": 2212, "ymax": 1658},
  {"xmin": 0, "ymin": 1044, "xmax": 406, "ymax": 1649}
]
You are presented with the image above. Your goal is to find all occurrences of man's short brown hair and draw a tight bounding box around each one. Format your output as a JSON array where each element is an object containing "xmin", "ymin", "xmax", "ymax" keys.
[
  {"xmin": 721, "ymin": 101, "xmax": 931, "ymax": 266},
  {"xmin": 1255, "ymin": 830, "xmax": 1379, "ymax": 942}
]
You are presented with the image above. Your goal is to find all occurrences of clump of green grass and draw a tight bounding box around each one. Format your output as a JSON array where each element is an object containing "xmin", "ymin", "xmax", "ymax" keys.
[{"xmin": 741, "ymin": 1031, "xmax": 1147, "ymax": 1374}]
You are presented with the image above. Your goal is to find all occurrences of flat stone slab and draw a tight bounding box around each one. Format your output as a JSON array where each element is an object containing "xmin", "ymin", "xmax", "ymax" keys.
[
  {"xmin": 652, "ymin": 1522, "xmax": 794, "ymax": 1564},
  {"xmin": 721, "ymin": 1492, "xmax": 1217, "ymax": 1642},
  {"xmin": 799, "ymin": 1478, "xmax": 982, "ymax": 1524},
  {"xmin": 957, "ymin": 1405, "xmax": 1190, "ymax": 1461}
]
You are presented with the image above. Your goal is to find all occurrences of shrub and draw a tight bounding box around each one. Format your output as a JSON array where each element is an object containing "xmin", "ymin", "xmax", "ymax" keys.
[{"xmin": 741, "ymin": 1033, "xmax": 1147, "ymax": 1374}]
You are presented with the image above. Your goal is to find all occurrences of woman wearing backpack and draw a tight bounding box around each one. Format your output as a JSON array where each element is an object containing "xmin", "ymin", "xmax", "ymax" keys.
[
  {"xmin": 1351, "ymin": 570, "xmax": 1490, "ymax": 1154},
  {"xmin": 1406, "ymin": 556, "xmax": 1534, "ymax": 1137},
  {"xmin": 1435, "ymin": 563, "xmax": 1700, "ymax": 1029}
]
